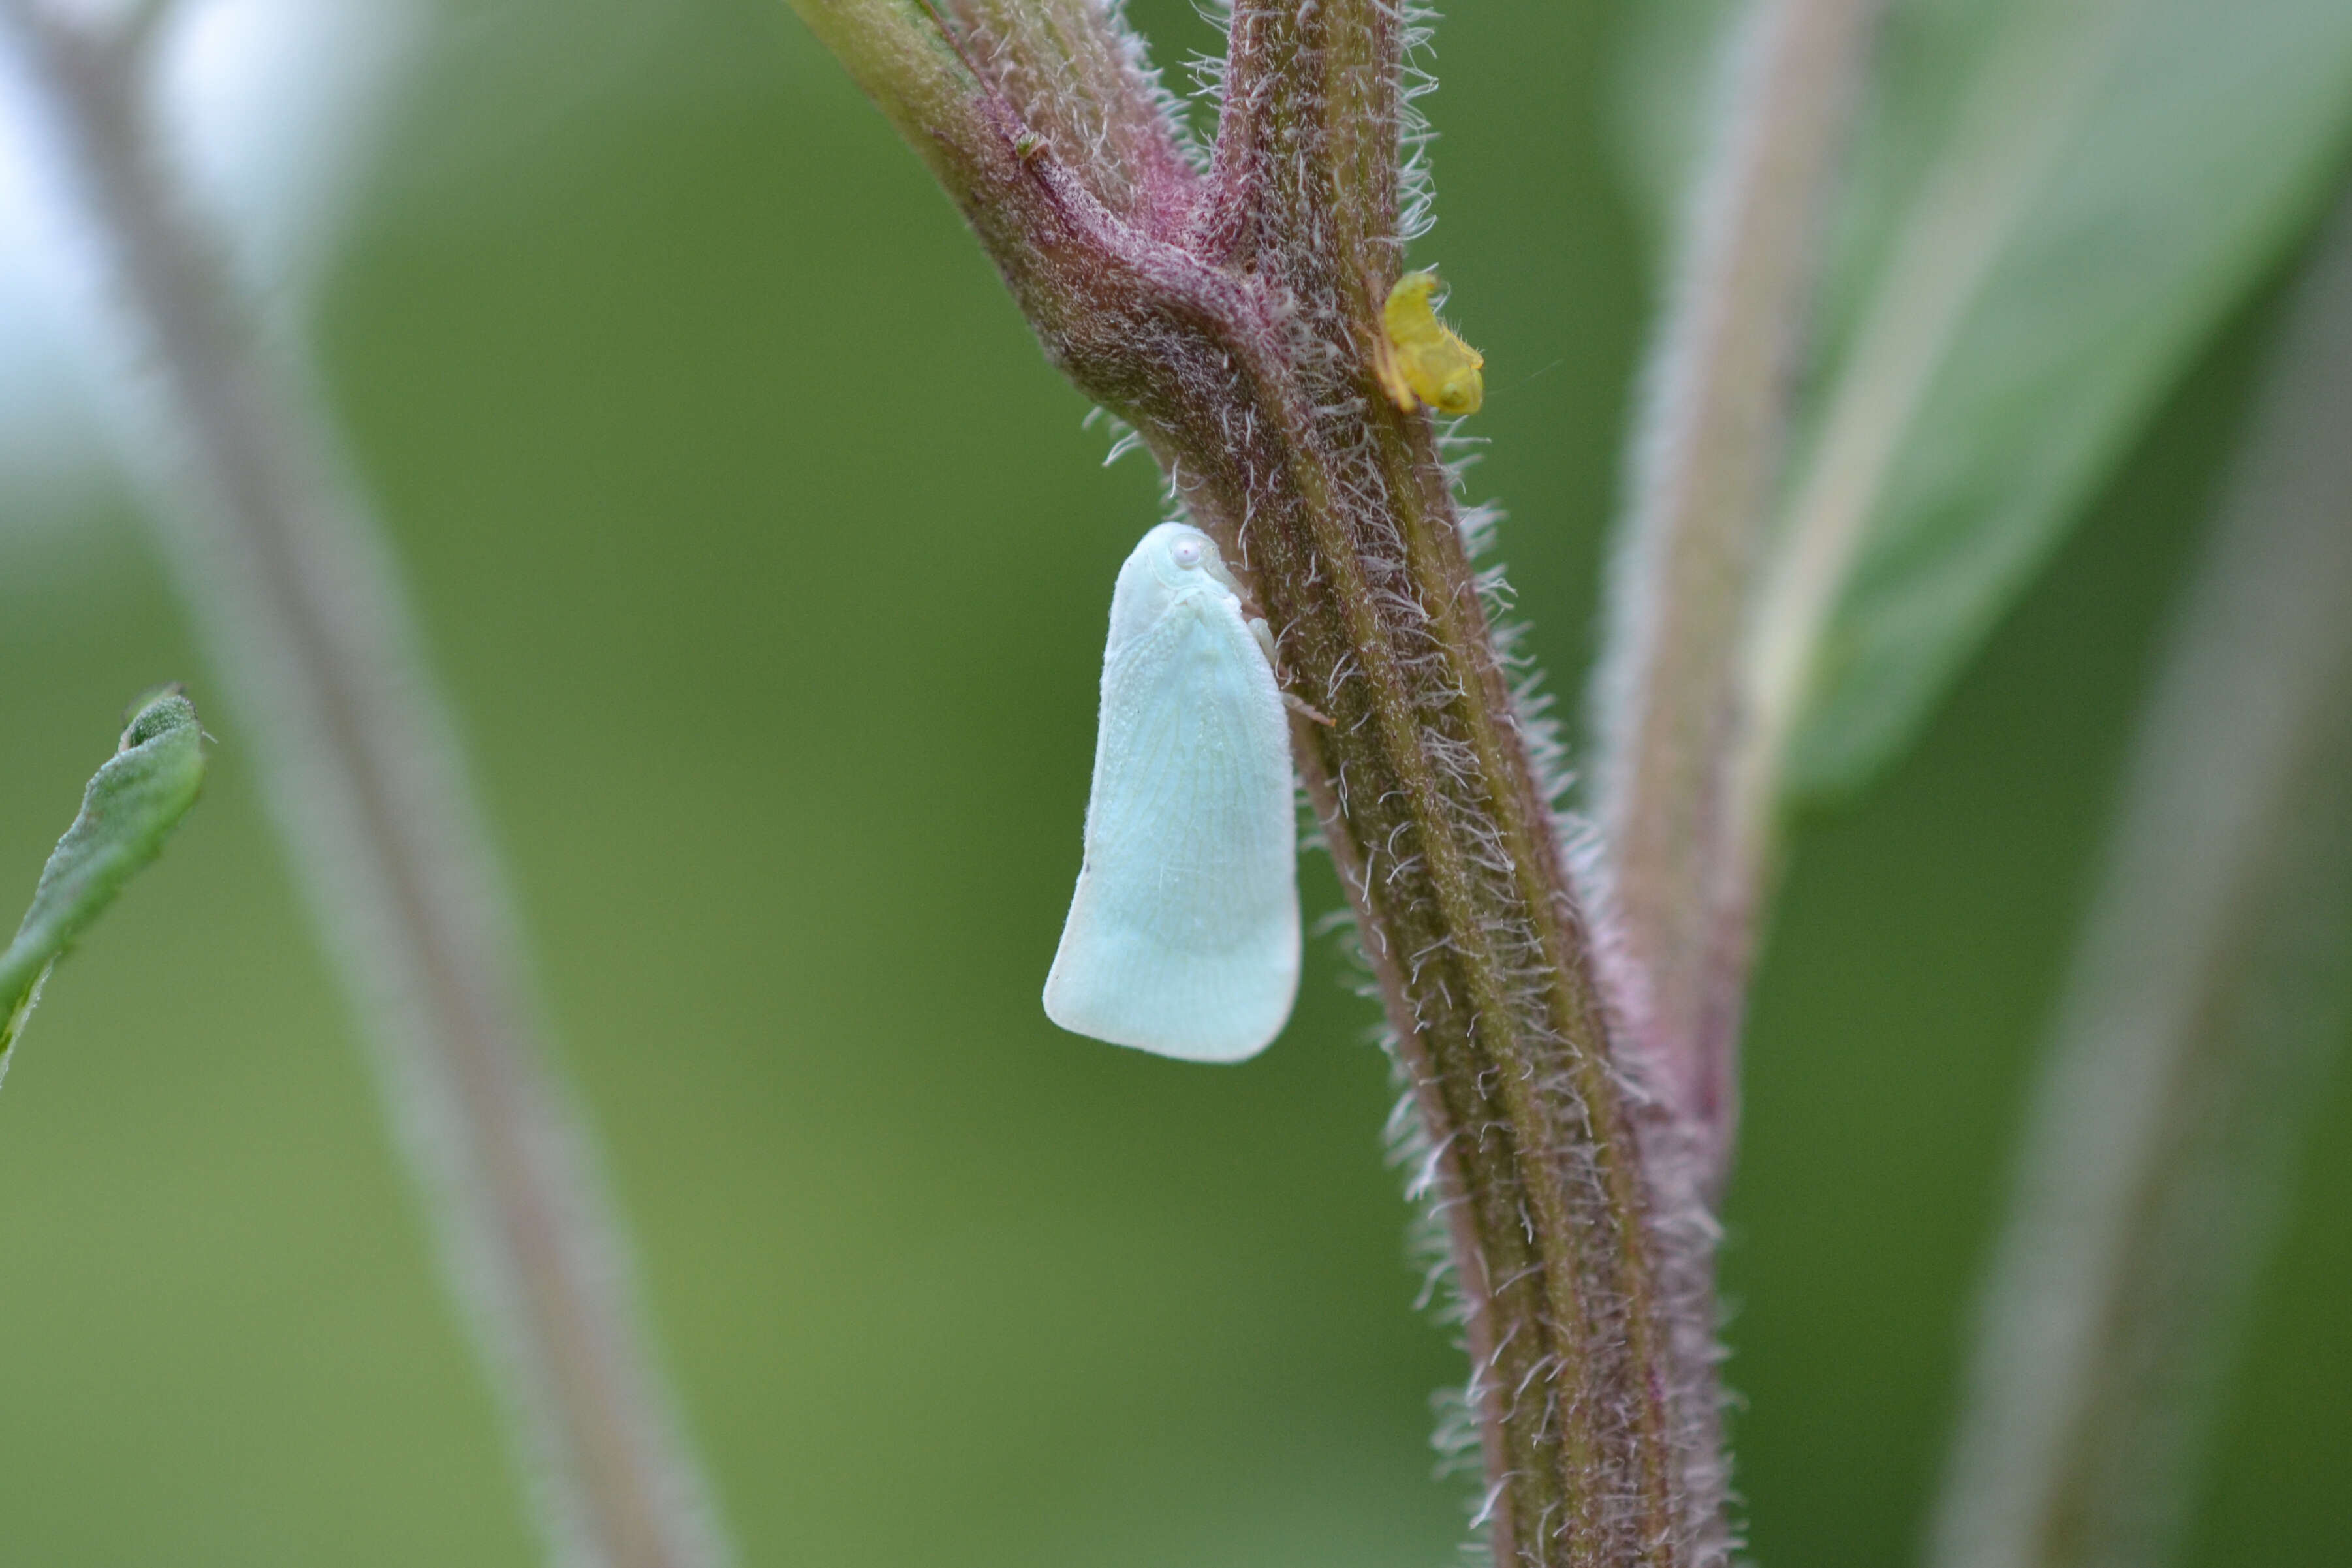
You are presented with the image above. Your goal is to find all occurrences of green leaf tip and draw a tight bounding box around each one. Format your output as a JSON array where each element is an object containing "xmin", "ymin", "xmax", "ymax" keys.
[{"xmin": 0, "ymin": 688, "xmax": 208, "ymax": 1074}]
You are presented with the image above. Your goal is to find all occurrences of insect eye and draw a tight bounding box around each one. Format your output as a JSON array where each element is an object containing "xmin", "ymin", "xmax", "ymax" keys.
[{"xmin": 1172, "ymin": 541, "xmax": 1202, "ymax": 568}]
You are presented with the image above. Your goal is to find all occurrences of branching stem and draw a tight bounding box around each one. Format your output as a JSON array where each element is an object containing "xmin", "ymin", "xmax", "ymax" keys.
[{"xmin": 791, "ymin": 1, "xmax": 1729, "ymax": 1561}]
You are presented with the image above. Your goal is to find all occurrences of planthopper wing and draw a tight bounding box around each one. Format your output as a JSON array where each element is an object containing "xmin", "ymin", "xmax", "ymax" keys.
[{"xmin": 1044, "ymin": 528, "xmax": 1300, "ymax": 1062}]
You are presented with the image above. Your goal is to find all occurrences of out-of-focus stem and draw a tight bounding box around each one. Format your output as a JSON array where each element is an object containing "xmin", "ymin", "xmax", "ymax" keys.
[
  {"xmin": 1590, "ymin": 0, "xmax": 1880, "ymax": 1176},
  {"xmin": 1926, "ymin": 187, "xmax": 2352, "ymax": 1568},
  {"xmin": 0, "ymin": 9, "xmax": 730, "ymax": 1567}
]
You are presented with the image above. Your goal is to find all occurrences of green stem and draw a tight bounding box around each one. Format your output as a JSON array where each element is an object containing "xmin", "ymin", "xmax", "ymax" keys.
[{"xmin": 1927, "ymin": 184, "xmax": 2352, "ymax": 1568}]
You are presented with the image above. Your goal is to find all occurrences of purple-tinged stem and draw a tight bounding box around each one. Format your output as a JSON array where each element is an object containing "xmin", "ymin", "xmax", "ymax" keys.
[
  {"xmin": 788, "ymin": 1, "xmax": 1727, "ymax": 1561},
  {"xmin": 1589, "ymin": 0, "xmax": 1881, "ymax": 1184}
]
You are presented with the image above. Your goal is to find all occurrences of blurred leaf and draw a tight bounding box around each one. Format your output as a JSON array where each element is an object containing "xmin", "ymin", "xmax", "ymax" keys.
[
  {"xmin": 1616, "ymin": 1, "xmax": 2352, "ymax": 800},
  {"xmin": 0, "ymin": 689, "xmax": 206, "ymax": 1073},
  {"xmin": 1770, "ymin": 0, "xmax": 2352, "ymax": 797}
]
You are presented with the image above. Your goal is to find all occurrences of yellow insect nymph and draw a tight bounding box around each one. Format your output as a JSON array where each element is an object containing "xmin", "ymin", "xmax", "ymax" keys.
[{"xmin": 1374, "ymin": 270, "xmax": 1484, "ymax": 416}]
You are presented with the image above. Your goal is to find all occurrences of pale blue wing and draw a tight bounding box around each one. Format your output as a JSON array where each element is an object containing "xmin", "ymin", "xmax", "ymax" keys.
[{"xmin": 1044, "ymin": 589, "xmax": 1300, "ymax": 1062}]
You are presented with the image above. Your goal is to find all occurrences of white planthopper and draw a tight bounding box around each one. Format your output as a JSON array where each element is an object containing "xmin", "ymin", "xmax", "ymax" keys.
[{"xmin": 1043, "ymin": 522, "xmax": 1302, "ymax": 1063}]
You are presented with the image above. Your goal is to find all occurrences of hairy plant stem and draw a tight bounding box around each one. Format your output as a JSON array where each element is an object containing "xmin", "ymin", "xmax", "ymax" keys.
[
  {"xmin": 789, "ymin": 1, "xmax": 1725, "ymax": 1561},
  {"xmin": 0, "ymin": 9, "xmax": 729, "ymax": 1566},
  {"xmin": 1590, "ymin": 0, "xmax": 1879, "ymax": 1180},
  {"xmin": 1926, "ymin": 184, "xmax": 2352, "ymax": 1568}
]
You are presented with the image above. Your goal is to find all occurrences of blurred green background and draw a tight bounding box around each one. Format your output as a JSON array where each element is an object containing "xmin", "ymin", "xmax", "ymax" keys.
[{"xmin": 1, "ymin": 2, "xmax": 2345, "ymax": 1563}]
